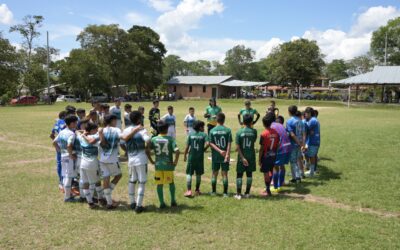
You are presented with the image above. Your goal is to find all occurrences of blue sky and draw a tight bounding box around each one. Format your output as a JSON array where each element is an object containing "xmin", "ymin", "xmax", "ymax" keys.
[{"xmin": 1, "ymin": 0, "xmax": 399, "ymax": 62}]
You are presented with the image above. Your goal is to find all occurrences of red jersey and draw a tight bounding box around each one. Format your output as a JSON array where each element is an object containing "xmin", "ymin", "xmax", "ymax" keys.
[{"xmin": 259, "ymin": 128, "xmax": 280, "ymax": 157}]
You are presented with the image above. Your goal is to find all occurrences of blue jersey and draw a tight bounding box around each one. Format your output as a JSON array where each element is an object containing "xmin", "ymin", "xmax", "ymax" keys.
[
  {"xmin": 306, "ymin": 117, "xmax": 320, "ymax": 146},
  {"xmin": 52, "ymin": 119, "xmax": 66, "ymax": 134},
  {"xmin": 54, "ymin": 128, "xmax": 75, "ymax": 158},
  {"xmin": 162, "ymin": 114, "xmax": 176, "ymax": 127},
  {"xmin": 123, "ymin": 126, "xmax": 151, "ymax": 165},
  {"xmin": 110, "ymin": 106, "xmax": 122, "ymax": 120},
  {"xmin": 78, "ymin": 134, "xmax": 100, "ymax": 162},
  {"xmin": 286, "ymin": 117, "xmax": 304, "ymax": 146}
]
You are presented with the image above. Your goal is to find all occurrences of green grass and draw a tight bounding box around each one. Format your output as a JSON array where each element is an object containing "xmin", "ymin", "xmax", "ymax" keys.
[{"xmin": 0, "ymin": 99, "xmax": 399, "ymax": 249}]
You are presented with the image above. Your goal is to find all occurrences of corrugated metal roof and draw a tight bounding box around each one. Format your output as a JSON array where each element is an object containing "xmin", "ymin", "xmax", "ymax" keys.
[
  {"xmin": 166, "ymin": 75, "xmax": 233, "ymax": 85},
  {"xmin": 331, "ymin": 66, "xmax": 400, "ymax": 85},
  {"xmin": 220, "ymin": 79, "xmax": 268, "ymax": 87}
]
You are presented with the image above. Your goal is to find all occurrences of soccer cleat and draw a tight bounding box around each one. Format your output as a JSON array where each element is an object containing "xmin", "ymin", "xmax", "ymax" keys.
[
  {"xmin": 78, "ymin": 197, "xmax": 86, "ymax": 203},
  {"xmin": 106, "ymin": 203, "xmax": 118, "ymax": 210},
  {"xmin": 243, "ymin": 193, "xmax": 251, "ymax": 199},
  {"xmin": 88, "ymin": 203, "xmax": 98, "ymax": 209},
  {"xmin": 194, "ymin": 190, "xmax": 202, "ymax": 196},
  {"xmin": 130, "ymin": 203, "xmax": 137, "ymax": 210},
  {"xmin": 98, "ymin": 198, "xmax": 107, "ymax": 206},
  {"xmin": 184, "ymin": 190, "xmax": 193, "ymax": 197},
  {"xmin": 271, "ymin": 187, "xmax": 280, "ymax": 193},
  {"xmin": 64, "ymin": 197, "xmax": 76, "ymax": 203},
  {"xmin": 234, "ymin": 194, "xmax": 242, "ymax": 200},
  {"xmin": 209, "ymin": 192, "xmax": 217, "ymax": 196},
  {"xmin": 171, "ymin": 201, "xmax": 178, "ymax": 207},
  {"xmin": 289, "ymin": 179, "xmax": 297, "ymax": 184},
  {"xmin": 223, "ymin": 193, "xmax": 229, "ymax": 198},
  {"xmin": 159, "ymin": 203, "xmax": 167, "ymax": 209},
  {"xmin": 135, "ymin": 206, "xmax": 145, "ymax": 213}
]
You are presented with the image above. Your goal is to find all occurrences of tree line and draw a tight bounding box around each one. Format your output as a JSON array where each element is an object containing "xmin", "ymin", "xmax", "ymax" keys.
[{"xmin": 1, "ymin": 15, "xmax": 399, "ymax": 102}]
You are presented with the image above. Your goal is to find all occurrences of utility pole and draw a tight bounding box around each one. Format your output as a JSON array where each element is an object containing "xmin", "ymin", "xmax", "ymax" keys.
[{"xmin": 46, "ymin": 31, "xmax": 50, "ymax": 103}]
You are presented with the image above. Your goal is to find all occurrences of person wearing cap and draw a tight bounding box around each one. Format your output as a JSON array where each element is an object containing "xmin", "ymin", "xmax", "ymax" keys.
[
  {"xmin": 238, "ymin": 100, "xmax": 260, "ymax": 126},
  {"xmin": 149, "ymin": 100, "xmax": 160, "ymax": 136},
  {"xmin": 110, "ymin": 98, "xmax": 122, "ymax": 129},
  {"xmin": 204, "ymin": 98, "xmax": 222, "ymax": 134}
]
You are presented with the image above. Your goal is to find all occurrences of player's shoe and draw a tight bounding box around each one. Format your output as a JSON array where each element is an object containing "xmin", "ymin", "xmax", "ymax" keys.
[
  {"xmin": 159, "ymin": 203, "xmax": 167, "ymax": 209},
  {"xmin": 184, "ymin": 190, "xmax": 193, "ymax": 197},
  {"xmin": 195, "ymin": 190, "xmax": 202, "ymax": 196},
  {"xmin": 106, "ymin": 202, "xmax": 118, "ymax": 210},
  {"xmin": 296, "ymin": 177, "xmax": 302, "ymax": 183},
  {"xmin": 209, "ymin": 192, "xmax": 217, "ymax": 196},
  {"xmin": 88, "ymin": 203, "xmax": 97, "ymax": 209},
  {"xmin": 98, "ymin": 198, "xmax": 107, "ymax": 206},
  {"xmin": 78, "ymin": 197, "xmax": 86, "ymax": 203},
  {"xmin": 260, "ymin": 190, "xmax": 272, "ymax": 197},
  {"xmin": 243, "ymin": 193, "xmax": 251, "ymax": 199},
  {"xmin": 171, "ymin": 201, "xmax": 178, "ymax": 207},
  {"xmin": 130, "ymin": 203, "xmax": 137, "ymax": 210},
  {"xmin": 135, "ymin": 206, "xmax": 145, "ymax": 213},
  {"xmin": 64, "ymin": 197, "xmax": 76, "ymax": 202},
  {"xmin": 223, "ymin": 193, "xmax": 229, "ymax": 198},
  {"xmin": 234, "ymin": 194, "xmax": 242, "ymax": 200},
  {"xmin": 271, "ymin": 187, "xmax": 280, "ymax": 193},
  {"xmin": 71, "ymin": 187, "xmax": 80, "ymax": 196}
]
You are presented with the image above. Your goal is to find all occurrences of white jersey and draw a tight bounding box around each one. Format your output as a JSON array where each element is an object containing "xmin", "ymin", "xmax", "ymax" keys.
[
  {"xmin": 122, "ymin": 126, "xmax": 150, "ymax": 166},
  {"xmin": 110, "ymin": 106, "xmax": 122, "ymax": 129},
  {"xmin": 99, "ymin": 126, "xmax": 122, "ymax": 163},
  {"xmin": 77, "ymin": 134, "xmax": 100, "ymax": 169},
  {"xmin": 161, "ymin": 113, "xmax": 176, "ymax": 138},
  {"xmin": 183, "ymin": 114, "xmax": 196, "ymax": 134},
  {"xmin": 54, "ymin": 128, "xmax": 75, "ymax": 159}
]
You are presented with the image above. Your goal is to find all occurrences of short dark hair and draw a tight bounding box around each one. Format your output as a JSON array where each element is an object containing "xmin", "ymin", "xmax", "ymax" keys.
[
  {"xmin": 129, "ymin": 111, "xmax": 142, "ymax": 125},
  {"xmin": 153, "ymin": 100, "xmax": 159, "ymax": 104},
  {"xmin": 305, "ymin": 107, "xmax": 314, "ymax": 116},
  {"xmin": 85, "ymin": 122, "xmax": 98, "ymax": 132},
  {"xmin": 59, "ymin": 111, "xmax": 67, "ymax": 119},
  {"xmin": 89, "ymin": 110, "xmax": 97, "ymax": 116},
  {"xmin": 138, "ymin": 106, "xmax": 144, "ymax": 110},
  {"xmin": 101, "ymin": 103, "xmax": 109, "ymax": 109},
  {"xmin": 167, "ymin": 105, "xmax": 173, "ymax": 110},
  {"xmin": 216, "ymin": 112, "xmax": 225, "ymax": 124},
  {"xmin": 104, "ymin": 114, "xmax": 117, "ymax": 125},
  {"xmin": 65, "ymin": 105, "xmax": 76, "ymax": 112},
  {"xmin": 295, "ymin": 111, "xmax": 301, "ymax": 117},
  {"xmin": 262, "ymin": 112, "xmax": 275, "ymax": 128},
  {"xmin": 243, "ymin": 114, "xmax": 253, "ymax": 126},
  {"xmin": 276, "ymin": 115, "xmax": 285, "ymax": 124},
  {"xmin": 314, "ymin": 109, "xmax": 319, "ymax": 117},
  {"xmin": 288, "ymin": 105, "xmax": 298, "ymax": 116},
  {"xmin": 270, "ymin": 100, "xmax": 276, "ymax": 105},
  {"xmin": 79, "ymin": 118, "xmax": 90, "ymax": 125},
  {"xmin": 76, "ymin": 108, "xmax": 85, "ymax": 114},
  {"xmin": 245, "ymin": 100, "xmax": 251, "ymax": 105},
  {"xmin": 193, "ymin": 120, "xmax": 205, "ymax": 132},
  {"xmin": 189, "ymin": 107, "xmax": 194, "ymax": 111},
  {"xmin": 157, "ymin": 120, "xmax": 169, "ymax": 134},
  {"xmin": 125, "ymin": 104, "xmax": 132, "ymax": 109},
  {"xmin": 65, "ymin": 115, "xmax": 78, "ymax": 126}
]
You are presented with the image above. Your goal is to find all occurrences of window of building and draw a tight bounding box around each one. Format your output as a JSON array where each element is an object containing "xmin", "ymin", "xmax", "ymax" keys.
[
  {"xmin": 173, "ymin": 86, "xmax": 176, "ymax": 92},
  {"xmin": 203, "ymin": 86, "xmax": 206, "ymax": 93},
  {"xmin": 189, "ymin": 85, "xmax": 193, "ymax": 92}
]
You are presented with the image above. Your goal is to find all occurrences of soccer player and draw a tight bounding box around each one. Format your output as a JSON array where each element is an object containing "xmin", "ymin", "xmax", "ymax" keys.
[
  {"xmin": 138, "ymin": 106, "xmax": 145, "ymax": 126},
  {"xmin": 146, "ymin": 121, "xmax": 180, "ymax": 208},
  {"xmin": 304, "ymin": 107, "xmax": 320, "ymax": 177},
  {"xmin": 204, "ymin": 98, "xmax": 222, "ymax": 134},
  {"xmin": 98, "ymin": 114, "xmax": 123, "ymax": 209},
  {"xmin": 183, "ymin": 107, "xmax": 196, "ymax": 135},
  {"xmin": 52, "ymin": 115, "xmax": 79, "ymax": 202},
  {"xmin": 65, "ymin": 105, "xmax": 76, "ymax": 115},
  {"xmin": 75, "ymin": 118, "xmax": 89, "ymax": 201},
  {"xmin": 296, "ymin": 110, "xmax": 307, "ymax": 179},
  {"xmin": 122, "ymin": 111, "xmax": 150, "ymax": 213},
  {"xmin": 209, "ymin": 113, "xmax": 232, "ymax": 197},
  {"xmin": 88, "ymin": 110, "xmax": 99, "ymax": 126},
  {"xmin": 110, "ymin": 98, "xmax": 122, "ymax": 129},
  {"xmin": 124, "ymin": 104, "xmax": 132, "ymax": 128},
  {"xmin": 234, "ymin": 114, "xmax": 257, "ymax": 199},
  {"xmin": 271, "ymin": 114, "xmax": 291, "ymax": 191},
  {"xmin": 183, "ymin": 120, "xmax": 209, "ymax": 197},
  {"xmin": 50, "ymin": 111, "xmax": 67, "ymax": 190},
  {"xmin": 149, "ymin": 100, "xmax": 160, "ymax": 136},
  {"xmin": 237, "ymin": 100, "xmax": 260, "ymax": 126},
  {"xmin": 99, "ymin": 103, "xmax": 110, "ymax": 127},
  {"xmin": 286, "ymin": 105, "xmax": 306, "ymax": 183},
  {"xmin": 161, "ymin": 106, "xmax": 176, "ymax": 139},
  {"xmin": 259, "ymin": 112, "xmax": 280, "ymax": 196},
  {"xmin": 76, "ymin": 108, "xmax": 86, "ymax": 130},
  {"xmin": 77, "ymin": 122, "xmax": 104, "ymax": 209},
  {"xmin": 267, "ymin": 100, "xmax": 279, "ymax": 117}
]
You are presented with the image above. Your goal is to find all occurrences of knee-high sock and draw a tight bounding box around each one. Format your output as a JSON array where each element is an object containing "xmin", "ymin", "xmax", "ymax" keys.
[
  {"xmin": 110, "ymin": 183, "xmax": 116, "ymax": 191},
  {"xmin": 104, "ymin": 188, "xmax": 112, "ymax": 205},
  {"xmin": 245, "ymin": 177, "xmax": 252, "ymax": 194},
  {"xmin": 95, "ymin": 186, "xmax": 104, "ymax": 199},
  {"xmin": 79, "ymin": 179, "xmax": 84, "ymax": 198},
  {"xmin": 195, "ymin": 175, "xmax": 201, "ymax": 191},
  {"xmin": 310, "ymin": 164, "xmax": 315, "ymax": 177},
  {"xmin": 290, "ymin": 162, "xmax": 299, "ymax": 179},
  {"xmin": 273, "ymin": 172, "xmax": 279, "ymax": 189},
  {"xmin": 186, "ymin": 175, "xmax": 192, "ymax": 191},
  {"xmin": 236, "ymin": 177, "xmax": 242, "ymax": 194},
  {"xmin": 83, "ymin": 189, "xmax": 92, "ymax": 203},
  {"xmin": 211, "ymin": 176, "xmax": 217, "ymax": 193},
  {"xmin": 128, "ymin": 181, "xmax": 136, "ymax": 204},
  {"xmin": 264, "ymin": 175, "xmax": 271, "ymax": 192},
  {"xmin": 137, "ymin": 182, "xmax": 145, "ymax": 207},
  {"xmin": 63, "ymin": 177, "xmax": 72, "ymax": 199},
  {"xmin": 157, "ymin": 185, "xmax": 164, "ymax": 205},
  {"xmin": 169, "ymin": 183, "xmax": 176, "ymax": 203},
  {"xmin": 223, "ymin": 177, "xmax": 228, "ymax": 194},
  {"xmin": 279, "ymin": 168, "xmax": 285, "ymax": 187}
]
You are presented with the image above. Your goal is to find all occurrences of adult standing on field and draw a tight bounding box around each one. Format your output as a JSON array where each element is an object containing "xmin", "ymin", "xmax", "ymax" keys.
[
  {"xmin": 204, "ymin": 98, "xmax": 222, "ymax": 134},
  {"xmin": 238, "ymin": 100, "xmax": 260, "ymax": 126},
  {"xmin": 149, "ymin": 100, "xmax": 160, "ymax": 136}
]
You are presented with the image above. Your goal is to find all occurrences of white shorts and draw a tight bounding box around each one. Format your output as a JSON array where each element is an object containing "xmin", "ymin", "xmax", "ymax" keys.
[
  {"xmin": 128, "ymin": 163, "xmax": 147, "ymax": 183},
  {"xmin": 100, "ymin": 162, "xmax": 122, "ymax": 178},
  {"xmin": 61, "ymin": 157, "xmax": 77, "ymax": 178},
  {"xmin": 80, "ymin": 167, "xmax": 100, "ymax": 185}
]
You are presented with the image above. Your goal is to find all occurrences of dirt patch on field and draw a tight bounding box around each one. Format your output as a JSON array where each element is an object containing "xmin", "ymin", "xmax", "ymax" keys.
[{"xmin": 0, "ymin": 135, "xmax": 54, "ymax": 151}]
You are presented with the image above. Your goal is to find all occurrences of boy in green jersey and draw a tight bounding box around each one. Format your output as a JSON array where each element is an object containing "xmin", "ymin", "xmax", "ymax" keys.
[
  {"xmin": 146, "ymin": 121, "xmax": 180, "ymax": 208},
  {"xmin": 209, "ymin": 113, "xmax": 232, "ymax": 197},
  {"xmin": 234, "ymin": 114, "xmax": 258, "ymax": 200},
  {"xmin": 183, "ymin": 120, "xmax": 209, "ymax": 197},
  {"xmin": 237, "ymin": 100, "xmax": 260, "ymax": 126}
]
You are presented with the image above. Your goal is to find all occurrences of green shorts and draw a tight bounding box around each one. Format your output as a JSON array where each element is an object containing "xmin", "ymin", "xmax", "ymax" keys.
[
  {"xmin": 186, "ymin": 161, "xmax": 204, "ymax": 175},
  {"xmin": 236, "ymin": 160, "xmax": 256, "ymax": 173},
  {"xmin": 212, "ymin": 162, "xmax": 230, "ymax": 172}
]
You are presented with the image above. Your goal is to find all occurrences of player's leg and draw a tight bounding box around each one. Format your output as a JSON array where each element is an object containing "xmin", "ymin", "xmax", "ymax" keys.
[
  {"xmin": 221, "ymin": 168, "xmax": 229, "ymax": 197},
  {"xmin": 195, "ymin": 174, "xmax": 202, "ymax": 195},
  {"xmin": 184, "ymin": 162, "xmax": 193, "ymax": 197},
  {"xmin": 166, "ymin": 171, "xmax": 177, "ymax": 207},
  {"xmin": 289, "ymin": 147, "xmax": 300, "ymax": 183},
  {"xmin": 62, "ymin": 158, "xmax": 75, "ymax": 202},
  {"xmin": 298, "ymin": 154, "xmax": 305, "ymax": 178},
  {"xmin": 194, "ymin": 160, "xmax": 204, "ymax": 195},
  {"xmin": 135, "ymin": 164, "xmax": 147, "ymax": 213},
  {"xmin": 56, "ymin": 151, "xmax": 63, "ymax": 191},
  {"xmin": 101, "ymin": 163, "xmax": 115, "ymax": 209},
  {"xmin": 272, "ymin": 166, "xmax": 280, "ymax": 192},
  {"xmin": 261, "ymin": 156, "xmax": 273, "ymax": 196},
  {"xmin": 155, "ymin": 171, "xmax": 166, "ymax": 208},
  {"xmin": 211, "ymin": 163, "xmax": 219, "ymax": 195},
  {"xmin": 235, "ymin": 172, "xmax": 244, "ymax": 199},
  {"xmin": 128, "ymin": 163, "xmax": 138, "ymax": 209},
  {"xmin": 81, "ymin": 169, "xmax": 96, "ymax": 209},
  {"xmin": 278, "ymin": 165, "xmax": 286, "ymax": 187},
  {"xmin": 244, "ymin": 171, "xmax": 253, "ymax": 197},
  {"xmin": 110, "ymin": 163, "xmax": 122, "ymax": 191}
]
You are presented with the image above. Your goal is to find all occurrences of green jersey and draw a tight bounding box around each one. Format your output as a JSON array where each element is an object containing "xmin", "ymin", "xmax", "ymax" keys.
[
  {"xmin": 186, "ymin": 131, "xmax": 208, "ymax": 163},
  {"xmin": 209, "ymin": 125, "xmax": 232, "ymax": 163},
  {"xmin": 235, "ymin": 126, "xmax": 258, "ymax": 171},
  {"xmin": 239, "ymin": 108, "xmax": 259, "ymax": 121},
  {"xmin": 150, "ymin": 135, "xmax": 179, "ymax": 171},
  {"xmin": 205, "ymin": 105, "xmax": 222, "ymax": 126}
]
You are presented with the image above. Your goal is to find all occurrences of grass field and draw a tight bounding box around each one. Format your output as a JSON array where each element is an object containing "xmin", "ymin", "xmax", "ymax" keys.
[{"xmin": 0, "ymin": 99, "xmax": 399, "ymax": 249}]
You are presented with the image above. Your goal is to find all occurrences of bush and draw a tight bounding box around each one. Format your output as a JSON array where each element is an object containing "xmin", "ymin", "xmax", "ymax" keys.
[{"xmin": 0, "ymin": 92, "xmax": 13, "ymax": 106}]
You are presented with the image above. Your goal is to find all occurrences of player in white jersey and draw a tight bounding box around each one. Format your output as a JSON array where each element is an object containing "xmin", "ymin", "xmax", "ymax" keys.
[
  {"xmin": 53, "ymin": 115, "xmax": 78, "ymax": 202},
  {"xmin": 161, "ymin": 106, "xmax": 176, "ymax": 139},
  {"xmin": 110, "ymin": 98, "xmax": 122, "ymax": 129},
  {"xmin": 77, "ymin": 122, "xmax": 104, "ymax": 209},
  {"xmin": 183, "ymin": 107, "xmax": 196, "ymax": 135},
  {"xmin": 122, "ymin": 111, "xmax": 151, "ymax": 213}
]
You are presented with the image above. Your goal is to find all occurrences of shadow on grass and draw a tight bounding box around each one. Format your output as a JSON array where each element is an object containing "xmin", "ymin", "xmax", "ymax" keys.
[{"xmin": 111, "ymin": 201, "xmax": 204, "ymax": 214}]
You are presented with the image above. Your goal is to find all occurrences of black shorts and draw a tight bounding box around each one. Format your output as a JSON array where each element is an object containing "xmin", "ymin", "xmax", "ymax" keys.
[
  {"xmin": 207, "ymin": 124, "xmax": 215, "ymax": 134},
  {"xmin": 260, "ymin": 155, "xmax": 276, "ymax": 173}
]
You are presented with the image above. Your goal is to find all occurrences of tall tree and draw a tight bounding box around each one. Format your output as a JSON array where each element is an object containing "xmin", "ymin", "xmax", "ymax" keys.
[
  {"xmin": 224, "ymin": 45, "xmax": 255, "ymax": 80},
  {"xmin": 347, "ymin": 54, "xmax": 376, "ymax": 76},
  {"xmin": 163, "ymin": 55, "xmax": 187, "ymax": 81},
  {"xmin": 370, "ymin": 17, "xmax": 400, "ymax": 65},
  {"xmin": 0, "ymin": 34, "xmax": 19, "ymax": 98},
  {"xmin": 325, "ymin": 59, "xmax": 349, "ymax": 81}
]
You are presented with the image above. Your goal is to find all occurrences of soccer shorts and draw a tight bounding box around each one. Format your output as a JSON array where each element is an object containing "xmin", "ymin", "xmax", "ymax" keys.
[
  {"xmin": 61, "ymin": 157, "xmax": 77, "ymax": 178},
  {"xmin": 275, "ymin": 152, "xmax": 290, "ymax": 166},
  {"xmin": 236, "ymin": 159, "xmax": 256, "ymax": 173},
  {"xmin": 154, "ymin": 170, "xmax": 174, "ymax": 185},
  {"xmin": 260, "ymin": 155, "xmax": 276, "ymax": 173},
  {"xmin": 100, "ymin": 162, "xmax": 122, "ymax": 178},
  {"xmin": 186, "ymin": 160, "xmax": 204, "ymax": 175},
  {"xmin": 80, "ymin": 167, "xmax": 100, "ymax": 185},
  {"xmin": 128, "ymin": 163, "xmax": 147, "ymax": 183},
  {"xmin": 212, "ymin": 162, "xmax": 230, "ymax": 172},
  {"xmin": 306, "ymin": 145, "xmax": 319, "ymax": 158},
  {"xmin": 167, "ymin": 127, "xmax": 176, "ymax": 139},
  {"xmin": 290, "ymin": 146, "xmax": 301, "ymax": 164}
]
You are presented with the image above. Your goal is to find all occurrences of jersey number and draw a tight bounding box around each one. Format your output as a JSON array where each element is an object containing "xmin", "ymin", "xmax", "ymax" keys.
[
  {"xmin": 155, "ymin": 143, "xmax": 169, "ymax": 155},
  {"xmin": 215, "ymin": 137, "xmax": 226, "ymax": 148},
  {"xmin": 193, "ymin": 141, "xmax": 200, "ymax": 150},
  {"xmin": 242, "ymin": 138, "xmax": 251, "ymax": 148}
]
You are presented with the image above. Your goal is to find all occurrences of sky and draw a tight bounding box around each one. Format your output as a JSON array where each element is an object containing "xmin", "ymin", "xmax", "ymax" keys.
[{"xmin": 0, "ymin": 0, "xmax": 399, "ymax": 62}]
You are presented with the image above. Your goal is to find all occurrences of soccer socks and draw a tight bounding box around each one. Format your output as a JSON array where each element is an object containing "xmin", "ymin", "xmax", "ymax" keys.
[
  {"xmin": 63, "ymin": 177, "xmax": 72, "ymax": 200},
  {"xmin": 157, "ymin": 185, "xmax": 165, "ymax": 205},
  {"xmin": 104, "ymin": 188, "xmax": 112, "ymax": 205},
  {"xmin": 273, "ymin": 172, "xmax": 279, "ymax": 189},
  {"xmin": 245, "ymin": 177, "xmax": 252, "ymax": 194},
  {"xmin": 223, "ymin": 177, "xmax": 228, "ymax": 195},
  {"xmin": 211, "ymin": 176, "xmax": 217, "ymax": 193},
  {"xmin": 309, "ymin": 163, "xmax": 315, "ymax": 177},
  {"xmin": 236, "ymin": 178, "xmax": 243, "ymax": 194},
  {"xmin": 186, "ymin": 174, "xmax": 192, "ymax": 191},
  {"xmin": 279, "ymin": 168, "xmax": 285, "ymax": 187},
  {"xmin": 83, "ymin": 189, "xmax": 93, "ymax": 203},
  {"xmin": 137, "ymin": 182, "xmax": 145, "ymax": 207},
  {"xmin": 169, "ymin": 183, "xmax": 176, "ymax": 203},
  {"xmin": 195, "ymin": 175, "xmax": 201, "ymax": 191},
  {"xmin": 128, "ymin": 181, "xmax": 136, "ymax": 205},
  {"xmin": 95, "ymin": 186, "xmax": 104, "ymax": 199},
  {"xmin": 79, "ymin": 180, "xmax": 85, "ymax": 199},
  {"xmin": 110, "ymin": 183, "xmax": 116, "ymax": 191}
]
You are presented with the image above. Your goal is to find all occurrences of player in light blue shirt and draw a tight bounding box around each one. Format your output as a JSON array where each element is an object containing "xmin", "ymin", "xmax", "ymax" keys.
[
  {"xmin": 304, "ymin": 107, "xmax": 321, "ymax": 177},
  {"xmin": 50, "ymin": 111, "xmax": 67, "ymax": 189},
  {"xmin": 183, "ymin": 107, "xmax": 196, "ymax": 135},
  {"xmin": 161, "ymin": 106, "xmax": 176, "ymax": 138}
]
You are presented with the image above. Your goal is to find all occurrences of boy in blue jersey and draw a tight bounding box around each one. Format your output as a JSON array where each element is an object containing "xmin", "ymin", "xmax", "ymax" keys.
[
  {"xmin": 53, "ymin": 115, "xmax": 78, "ymax": 202},
  {"xmin": 304, "ymin": 107, "xmax": 320, "ymax": 177},
  {"xmin": 183, "ymin": 107, "xmax": 196, "ymax": 135},
  {"xmin": 161, "ymin": 106, "xmax": 176, "ymax": 139},
  {"xmin": 123, "ymin": 111, "xmax": 151, "ymax": 213},
  {"xmin": 50, "ymin": 111, "xmax": 67, "ymax": 190}
]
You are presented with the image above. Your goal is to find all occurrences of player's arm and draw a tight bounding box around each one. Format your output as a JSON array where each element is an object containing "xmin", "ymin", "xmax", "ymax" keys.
[
  {"xmin": 145, "ymin": 142, "xmax": 155, "ymax": 165},
  {"xmin": 237, "ymin": 113, "xmax": 242, "ymax": 125},
  {"xmin": 173, "ymin": 147, "xmax": 180, "ymax": 167},
  {"xmin": 204, "ymin": 108, "xmax": 210, "ymax": 118},
  {"xmin": 209, "ymin": 142, "xmax": 226, "ymax": 157},
  {"xmin": 225, "ymin": 141, "xmax": 231, "ymax": 163},
  {"xmin": 204, "ymin": 141, "xmax": 210, "ymax": 152},
  {"xmin": 52, "ymin": 137, "xmax": 60, "ymax": 152},
  {"xmin": 236, "ymin": 144, "xmax": 248, "ymax": 166},
  {"xmin": 253, "ymin": 112, "xmax": 260, "ymax": 124},
  {"xmin": 98, "ymin": 128, "xmax": 108, "ymax": 147},
  {"xmin": 289, "ymin": 131, "xmax": 301, "ymax": 146},
  {"xmin": 258, "ymin": 144, "xmax": 264, "ymax": 167},
  {"xmin": 121, "ymin": 125, "xmax": 143, "ymax": 141},
  {"xmin": 184, "ymin": 136, "xmax": 190, "ymax": 162}
]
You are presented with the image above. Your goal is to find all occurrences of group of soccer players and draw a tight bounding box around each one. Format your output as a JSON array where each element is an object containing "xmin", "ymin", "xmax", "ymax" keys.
[{"xmin": 51, "ymin": 98, "xmax": 320, "ymax": 212}]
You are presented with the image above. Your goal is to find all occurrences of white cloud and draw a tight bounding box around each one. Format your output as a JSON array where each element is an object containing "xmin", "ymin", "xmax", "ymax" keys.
[
  {"xmin": 54, "ymin": 51, "xmax": 70, "ymax": 61},
  {"xmin": 0, "ymin": 3, "xmax": 13, "ymax": 25},
  {"xmin": 125, "ymin": 12, "xmax": 152, "ymax": 26},
  {"xmin": 147, "ymin": 0, "xmax": 174, "ymax": 12}
]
